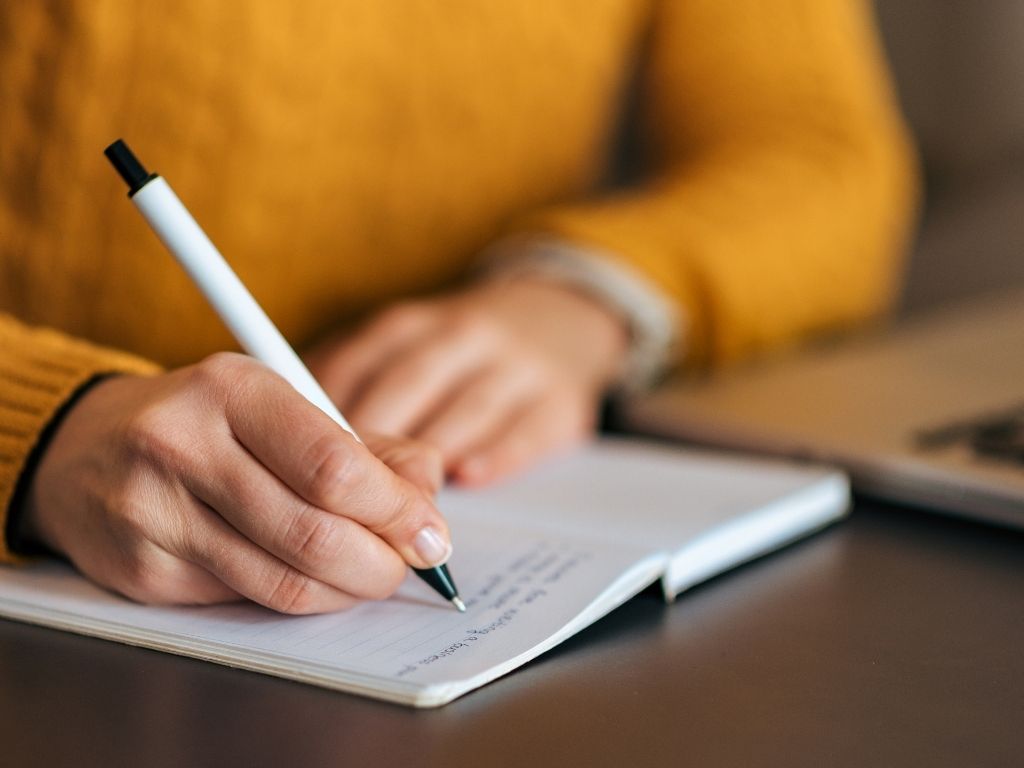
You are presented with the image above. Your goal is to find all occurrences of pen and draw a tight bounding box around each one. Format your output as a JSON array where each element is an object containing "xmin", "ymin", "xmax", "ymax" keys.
[{"xmin": 103, "ymin": 138, "xmax": 466, "ymax": 613}]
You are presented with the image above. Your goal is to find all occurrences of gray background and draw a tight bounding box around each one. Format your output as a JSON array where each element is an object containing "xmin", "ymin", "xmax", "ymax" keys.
[{"xmin": 875, "ymin": 0, "xmax": 1024, "ymax": 310}]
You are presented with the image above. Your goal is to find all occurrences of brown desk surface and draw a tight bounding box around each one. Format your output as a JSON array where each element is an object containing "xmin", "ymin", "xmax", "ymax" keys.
[{"xmin": 1, "ymin": 501, "xmax": 1020, "ymax": 768}]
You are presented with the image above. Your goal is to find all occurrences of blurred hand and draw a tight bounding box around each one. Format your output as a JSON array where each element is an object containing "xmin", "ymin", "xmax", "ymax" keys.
[
  {"xmin": 305, "ymin": 279, "xmax": 629, "ymax": 486},
  {"xmin": 23, "ymin": 353, "xmax": 451, "ymax": 614}
]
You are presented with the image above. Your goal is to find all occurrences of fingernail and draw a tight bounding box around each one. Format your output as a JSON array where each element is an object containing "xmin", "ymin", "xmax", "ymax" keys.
[{"xmin": 413, "ymin": 526, "xmax": 452, "ymax": 566}]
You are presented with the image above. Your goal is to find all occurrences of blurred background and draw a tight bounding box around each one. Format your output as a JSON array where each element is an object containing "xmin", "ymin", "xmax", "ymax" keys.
[{"xmin": 874, "ymin": 0, "xmax": 1024, "ymax": 312}]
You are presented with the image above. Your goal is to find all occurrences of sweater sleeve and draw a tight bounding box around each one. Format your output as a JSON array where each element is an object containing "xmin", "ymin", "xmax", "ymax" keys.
[
  {"xmin": 511, "ymin": 0, "xmax": 919, "ymax": 367},
  {"xmin": 0, "ymin": 314, "xmax": 161, "ymax": 562}
]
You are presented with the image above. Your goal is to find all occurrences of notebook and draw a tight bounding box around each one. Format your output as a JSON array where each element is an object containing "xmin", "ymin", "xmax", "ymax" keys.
[{"xmin": 0, "ymin": 438, "xmax": 848, "ymax": 707}]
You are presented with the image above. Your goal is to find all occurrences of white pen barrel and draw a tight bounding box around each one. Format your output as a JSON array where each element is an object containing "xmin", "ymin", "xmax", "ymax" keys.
[{"xmin": 131, "ymin": 176, "xmax": 358, "ymax": 438}]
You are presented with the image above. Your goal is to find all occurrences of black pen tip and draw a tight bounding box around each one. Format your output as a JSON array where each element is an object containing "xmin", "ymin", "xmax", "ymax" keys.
[{"xmin": 413, "ymin": 563, "xmax": 464, "ymax": 610}]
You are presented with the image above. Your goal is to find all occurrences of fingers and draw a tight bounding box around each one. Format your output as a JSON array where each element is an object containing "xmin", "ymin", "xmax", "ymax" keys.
[
  {"xmin": 182, "ymin": 438, "xmax": 408, "ymax": 601},
  {"xmin": 312, "ymin": 305, "xmax": 434, "ymax": 409},
  {"xmin": 303, "ymin": 300, "xmax": 600, "ymax": 489},
  {"xmin": 414, "ymin": 365, "xmax": 537, "ymax": 467},
  {"xmin": 220, "ymin": 363, "xmax": 453, "ymax": 569},
  {"xmin": 91, "ymin": 541, "xmax": 240, "ymax": 608},
  {"xmin": 346, "ymin": 321, "xmax": 493, "ymax": 435},
  {"xmin": 452, "ymin": 391, "xmax": 593, "ymax": 487},
  {"xmin": 174, "ymin": 499, "xmax": 361, "ymax": 615},
  {"xmin": 363, "ymin": 433, "xmax": 444, "ymax": 497}
]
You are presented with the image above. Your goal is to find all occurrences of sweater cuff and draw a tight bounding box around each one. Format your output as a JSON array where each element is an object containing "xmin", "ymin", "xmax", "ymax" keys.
[
  {"xmin": 477, "ymin": 235, "xmax": 682, "ymax": 392},
  {"xmin": 0, "ymin": 316, "xmax": 161, "ymax": 563}
]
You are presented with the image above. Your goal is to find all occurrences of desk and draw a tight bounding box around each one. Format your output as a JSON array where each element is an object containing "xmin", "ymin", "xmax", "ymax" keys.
[{"xmin": 0, "ymin": 501, "xmax": 1020, "ymax": 767}]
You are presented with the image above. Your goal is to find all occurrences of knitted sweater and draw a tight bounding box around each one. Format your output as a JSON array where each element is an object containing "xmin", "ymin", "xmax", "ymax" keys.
[{"xmin": 0, "ymin": 0, "xmax": 917, "ymax": 559}]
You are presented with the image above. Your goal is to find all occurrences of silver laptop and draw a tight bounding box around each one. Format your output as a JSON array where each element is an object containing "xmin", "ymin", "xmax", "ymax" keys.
[{"xmin": 621, "ymin": 287, "xmax": 1024, "ymax": 528}]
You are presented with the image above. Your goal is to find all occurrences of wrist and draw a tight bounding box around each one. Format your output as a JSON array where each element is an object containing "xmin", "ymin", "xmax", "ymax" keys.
[
  {"xmin": 477, "ymin": 235, "xmax": 681, "ymax": 391},
  {"xmin": 466, "ymin": 277, "xmax": 630, "ymax": 392},
  {"xmin": 13, "ymin": 375, "xmax": 122, "ymax": 555}
]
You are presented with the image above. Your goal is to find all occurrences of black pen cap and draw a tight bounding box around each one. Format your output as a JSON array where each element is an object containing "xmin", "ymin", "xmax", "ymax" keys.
[{"xmin": 104, "ymin": 139, "xmax": 156, "ymax": 196}]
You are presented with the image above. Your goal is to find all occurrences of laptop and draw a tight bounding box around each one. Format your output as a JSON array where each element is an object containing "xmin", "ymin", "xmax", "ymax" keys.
[{"xmin": 620, "ymin": 287, "xmax": 1024, "ymax": 528}]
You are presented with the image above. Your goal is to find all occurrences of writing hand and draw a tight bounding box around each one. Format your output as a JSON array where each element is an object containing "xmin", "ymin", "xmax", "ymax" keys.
[
  {"xmin": 305, "ymin": 279, "xmax": 629, "ymax": 486},
  {"xmin": 23, "ymin": 353, "xmax": 451, "ymax": 614}
]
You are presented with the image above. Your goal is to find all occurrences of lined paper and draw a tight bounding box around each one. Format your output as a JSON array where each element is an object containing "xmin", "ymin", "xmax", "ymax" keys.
[{"xmin": 0, "ymin": 517, "xmax": 659, "ymax": 704}]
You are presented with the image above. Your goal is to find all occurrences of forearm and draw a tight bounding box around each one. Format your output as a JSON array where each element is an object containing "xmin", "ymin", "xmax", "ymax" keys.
[{"xmin": 501, "ymin": 0, "xmax": 919, "ymax": 367}]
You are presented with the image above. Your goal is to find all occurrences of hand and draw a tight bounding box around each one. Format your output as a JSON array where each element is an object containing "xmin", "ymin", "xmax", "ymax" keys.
[
  {"xmin": 23, "ymin": 353, "xmax": 452, "ymax": 614},
  {"xmin": 305, "ymin": 279, "xmax": 629, "ymax": 486}
]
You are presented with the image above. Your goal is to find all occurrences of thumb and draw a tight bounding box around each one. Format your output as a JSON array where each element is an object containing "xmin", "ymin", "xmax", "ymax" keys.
[{"xmin": 363, "ymin": 433, "xmax": 445, "ymax": 498}]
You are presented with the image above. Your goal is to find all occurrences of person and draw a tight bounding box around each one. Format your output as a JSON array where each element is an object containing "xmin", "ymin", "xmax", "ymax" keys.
[{"xmin": 0, "ymin": 1, "xmax": 917, "ymax": 613}]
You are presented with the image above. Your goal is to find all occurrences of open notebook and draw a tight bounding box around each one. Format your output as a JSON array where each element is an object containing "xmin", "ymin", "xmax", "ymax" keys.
[{"xmin": 0, "ymin": 438, "xmax": 848, "ymax": 707}]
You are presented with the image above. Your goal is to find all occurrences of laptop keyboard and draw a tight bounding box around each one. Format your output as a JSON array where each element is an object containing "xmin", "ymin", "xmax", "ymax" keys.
[{"xmin": 916, "ymin": 404, "xmax": 1024, "ymax": 465}]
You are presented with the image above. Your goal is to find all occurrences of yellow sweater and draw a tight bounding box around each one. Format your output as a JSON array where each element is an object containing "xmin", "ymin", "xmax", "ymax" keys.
[{"xmin": 0, "ymin": 0, "xmax": 917, "ymax": 559}]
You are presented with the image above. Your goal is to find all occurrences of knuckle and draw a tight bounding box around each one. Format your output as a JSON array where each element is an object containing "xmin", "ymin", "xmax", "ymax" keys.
[
  {"xmin": 377, "ymin": 302, "xmax": 432, "ymax": 335},
  {"xmin": 119, "ymin": 551, "xmax": 179, "ymax": 605},
  {"xmin": 396, "ymin": 352, "xmax": 440, "ymax": 385},
  {"xmin": 193, "ymin": 351, "xmax": 247, "ymax": 386},
  {"xmin": 120, "ymin": 409, "xmax": 192, "ymax": 472},
  {"xmin": 192, "ymin": 352, "xmax": 262, "ymax": 402},
  {"xmin": 377, "ymin": 485, "xmax": 430, "ymax": 539},
  {"xmin": 449, "ymin": 306, "xmax": 499, "ymax": 344},
  {"xmin": 282, "ymin": 508, "xmax": 349, "ymax": 568},
  {"xmin": 508, "ymin": 356, "xmax": 550, "ymax": 391},
  {"xmin": 304, "ymin": 436, "xmax": 363, "ymax": 505},
  {"xmin": 121, "ymin": 405, "xmax": 169, "ymax": 454},
  {"xmin": 266, "ymin": 568, "xmax": 320, "ymax": 615},
  {"xmin": 108, "ymin": 489, "xmax": 153, "ymax": 534}
]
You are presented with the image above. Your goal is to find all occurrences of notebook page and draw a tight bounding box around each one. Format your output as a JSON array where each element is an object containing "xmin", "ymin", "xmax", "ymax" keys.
[
  {"xmin": 437, "ymin": 438, "xmax": 839, "ymax": 552},
  {"xmin": 436, "ymin": 439, "xmax": 847, "ymax": 601},
  {"xmin": 0, "ymin": 516, "xmax": 661, "ymax": 706}
]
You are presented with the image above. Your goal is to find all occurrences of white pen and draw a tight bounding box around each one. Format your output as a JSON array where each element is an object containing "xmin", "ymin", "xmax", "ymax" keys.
[{"xmin": 104, "ymin": 139, "xmax": 465, "ymax": 612}]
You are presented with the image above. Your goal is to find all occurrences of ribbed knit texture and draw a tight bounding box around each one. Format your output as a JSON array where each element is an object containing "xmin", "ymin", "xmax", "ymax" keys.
[
  {"xmin": 0, "ymin": 0, "xmax": 917, "ymax": 557},
  {"xmin": 0, "ymin": 316, "xmax": 159, "ymax": 562}
]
